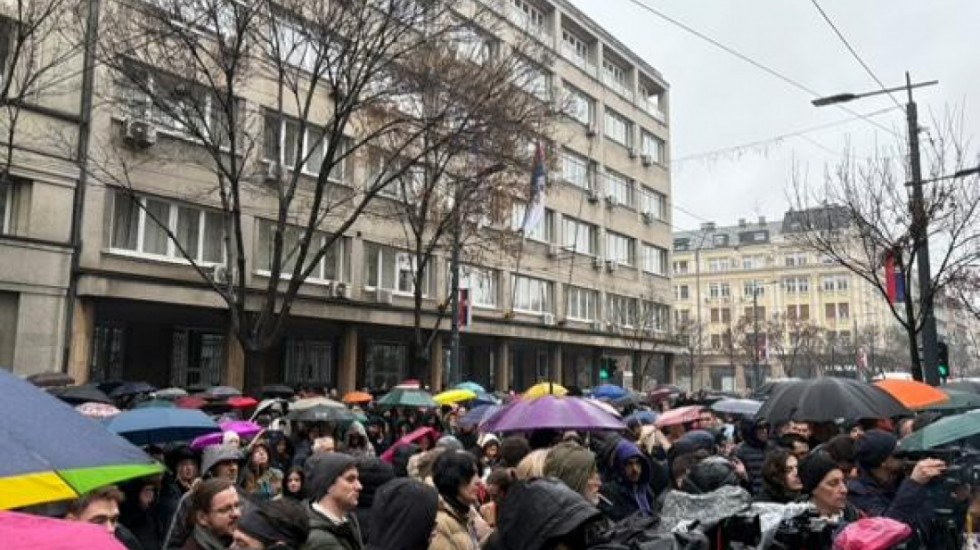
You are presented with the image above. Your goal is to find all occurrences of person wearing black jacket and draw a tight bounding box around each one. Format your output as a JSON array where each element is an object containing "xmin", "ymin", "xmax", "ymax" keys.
[
  {"xmin": 365, "ymin": 479, "xmax": 438, "ymax": 550},
  {"xmin": 352, "ymin": 458, "xmax": 394, "ymax": 545},
  {"xmin": 485, "ymin": 478, "xmax": 603, "ymax": 550},
  {"xmin": 598, "ymin": 440, "xmax": 656, "ymax": 522},
  {"xmin": 734, "ymin": 418, "xmax": 768, "ymax": 496}
]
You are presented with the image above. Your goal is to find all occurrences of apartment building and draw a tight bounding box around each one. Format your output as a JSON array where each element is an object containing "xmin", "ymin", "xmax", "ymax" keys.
[
  {"xmin": 0, "ymin": 0, "xmax": 678, "ymax": 392},
  {"xmin": 672, "ymin": 208, "xmax": 901, "ymax": 392}
]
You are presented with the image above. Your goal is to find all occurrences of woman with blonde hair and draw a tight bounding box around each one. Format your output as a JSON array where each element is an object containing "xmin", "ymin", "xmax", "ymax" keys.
[{"xmin": 513, "ymin": 449, "xmax": 549, "ymax": 480}]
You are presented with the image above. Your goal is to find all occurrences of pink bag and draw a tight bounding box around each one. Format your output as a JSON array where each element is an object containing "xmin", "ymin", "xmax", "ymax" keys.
[{"xmin": 833, "ymin": 518, "xmax": 913, "ymax": 550}]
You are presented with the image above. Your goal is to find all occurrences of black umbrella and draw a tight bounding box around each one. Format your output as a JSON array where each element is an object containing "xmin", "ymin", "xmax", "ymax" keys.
[
  {"xmin": 756, "ymin": 377, "xmax": 909, "ymax": 423},
  {"xmin": 110, "ymin": 381, "xmax": 157, "ymax": 398},
  {"xmin": 48, "ymin": 384, "xmax": 112, "ymax": 405},
  {"xmin": 26, "ymin": 371, "xmax": 75, "ymax": 388},
  {"xmin": 288, "ymin": 404, "xmax": 355, "ymax": 423},
  {"xmin": 750, "ymin": 379, "xmax": 798, "ymax": 400},
  {"xmin": 260, "ymin": 384, "xmax": 295, "ymax": 399}
]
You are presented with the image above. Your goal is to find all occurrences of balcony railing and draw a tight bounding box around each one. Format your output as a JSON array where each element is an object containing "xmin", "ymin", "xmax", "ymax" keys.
[
  {"xmin": 560, "ymin": 42, "xmax": 597, "ymax": 77},
  {"xmin": 602, "ymin": 73, "xmax": 633, "ymax": 101}
]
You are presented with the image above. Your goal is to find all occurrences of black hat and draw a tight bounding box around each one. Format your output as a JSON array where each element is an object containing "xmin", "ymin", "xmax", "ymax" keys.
[
  {"xmin": 855, "ymin": 430, "xmax": 897, "ymax": 470},
  {"xmin": 798, "ymin": 451, "xmax": 840, "ymax": 494}
]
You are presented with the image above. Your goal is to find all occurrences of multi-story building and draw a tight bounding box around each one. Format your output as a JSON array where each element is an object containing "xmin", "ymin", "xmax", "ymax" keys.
[
  {"xmin": 0, "ymin": 0, "xmax": 678, "ymax": 392},
  {"xmin": 672, "ymin": 208, "xmax": 902, "ymax": 392},
  {"xmin": 935, "ymin": 291, "xmax": 980, "ymax": 377}
]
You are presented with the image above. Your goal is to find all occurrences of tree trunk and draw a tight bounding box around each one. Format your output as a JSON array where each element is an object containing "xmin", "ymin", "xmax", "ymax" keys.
[
  {"xmin": 243, "ymin": 344, "xmax": 278, "ymax": 396},
  {"xmin": 906, "ymin": 325, "xmax": 924, "ymax": 381}
]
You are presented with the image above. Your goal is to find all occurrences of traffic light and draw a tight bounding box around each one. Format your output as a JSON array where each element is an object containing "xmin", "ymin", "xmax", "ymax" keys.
[
  {"xmin": 937, "ymin": 342, "xmax": 950, "ymax": 381},
  {"xmin": 599, "ymin": 358, "xmax": 619, "ymax": 382}
]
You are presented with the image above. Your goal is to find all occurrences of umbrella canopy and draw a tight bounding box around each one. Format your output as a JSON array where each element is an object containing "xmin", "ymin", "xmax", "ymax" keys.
[
  {"xmin": 655, "ymin": 405, "xmax": 703, "ymax": 428},
  {"xmin": 290, "ymin": 396, "xmax": 348, "ymax": 411},
  {"xmin": 288, "ymin": 404, "xmax": 355, "ymax": 423},
  {"xmin": 110, "ymin": 382, "xmax": 156, "ymax": 398},
  {"xmin": 260, "ymin": 384, "xmax": 295, "ymax": 399},
  {"xmin": 49, "ymin": 385, "xmax": 113, "ymax": 405},
  {"xmin": 711, "ymin": 398, "xmax": 763, "ymax": 416},
  {"xmin": 227, "ymin": 396, "xmax": 259, "ymax": 409},
  {"xmin": 154, "ymin": 387, "xmax": 188, "ymax": 400},
  {"xmin": 376, "ymin": 388, "xmax": 438, "ymax": 409},
  {"xmin": 625, "ymin": 410, "xmax": 658, "ymax": 425},
  {"xmin": 0, "ymin": 369, "xmax": 162, "ymax": 510},
  {"xmin": 586, "ymin": 398, "xmax": 622, "ymax": 418},
  {"xmin": 380, "ymin": 427, "xmax": 441, "ymax": 463},
  {"xmin": 134, "ymin": 399, "xmax": 176, "ymax": 409},
  {"xmin": 74, "ymin": 402, "xmax": 122, "ymax": 419},
  {"xmin": 524, "ymin": 382, "xmax": 568, "ymax": 399},
  {"xmin": 175, "ymin": 396, "xmax": 208, "ymax": 409},
  {"xmin": 591, "ymin": 384, "xmax": 629, "ymax": 400},
  {"xmin": 203, "ymin": 385, "xmax": 242, "ymax": 399},
  {"xmin": 342, "ymin": 391, "xmax": 373, "ymax": 405},
  {"xmin": 190, "ymin": 420, "xmax": 264, "ymax": 450},
  {"xmin": 612, "ymin": 393, "xmax": 643, "ymax": 409},
  {"xmin": 459, "ymin": 404, "xmax": 502, "ymax": 429},
  {"xmin": 26, "ymin": 371, "xmax": 75, "ymax": 387},
  {"xmin": 750, "ymin": 379, "xmax": 799, "ymax": 400},
  {"xmin": 756, "ymin": 377, "xmax": 910, "ymax": 423},
  {"xmin": 943, "ymin": 381, "xmax": 980, "ymax": 394},
  {"xmin": 455, "ymin": 381, "xmax": 487, "ymax": 393},
  {"xmin": 249, "ymin": 398, "xmax": 289, "ymax": 422},
  {"xmin": 0, "ymin": 510, "xmax": 128, "ymax": 550},
  {"xmin": 397, "ymin": 379, "xmax": 422, "ymax": 389},
  {"xmin": 434, "ymin": 389, "xmax": 477, "ymax": 406},
  {"xmin": 480, "ymin": 396, "xmax": 626, "ymax": 433},
  {"xmin": 874, "ymin": 379, "xmax": 950, "ymax": 410},
  {"xmin": 929, "ymin": 389, "xmax": 980, "ymax": 411},
  {"xmin": 105, "ymin": 408, "xmax": 220, "ymax": 446},
  {"xmin": 899, "ymin": 410, "xmax": 980, "ymax": 451},
  {"xmin": 472, "ymin": 391, "xmax": 501, "ymax": 406},
  {"xmin": 648, "ymin": 388, "xmax": 676, "ymax": 404}
]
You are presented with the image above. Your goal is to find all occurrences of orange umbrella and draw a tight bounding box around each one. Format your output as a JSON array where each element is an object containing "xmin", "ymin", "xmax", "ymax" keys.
[
  {"xmin": 874, "ymin": 379, "xmax": 950, "ymax": 410},
  {"xmin": 343, "ymin": 391, "xmax": 373, "ymax": 405}
]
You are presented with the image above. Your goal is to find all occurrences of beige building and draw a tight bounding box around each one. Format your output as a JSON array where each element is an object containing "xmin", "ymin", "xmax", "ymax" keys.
[
  {"xmin": 0, "ymin": 0, "xmax": 679, "ymax": 392},
  {"xmin": 672, "ymin": 209, "xmax": 902, "ymax": 392}
]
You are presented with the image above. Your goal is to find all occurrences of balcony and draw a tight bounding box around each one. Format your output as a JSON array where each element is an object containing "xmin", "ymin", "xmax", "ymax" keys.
[
  {"xmin": 602, "ymin": 73, "xmax": 633, "ymax": 101},
  {"xmin": 560, "ymin": 42, "xmax": 597, "ymax": 78},
  {"xmin": 639, "ymin": 96, "xmax": 666, "ymax": 123}
]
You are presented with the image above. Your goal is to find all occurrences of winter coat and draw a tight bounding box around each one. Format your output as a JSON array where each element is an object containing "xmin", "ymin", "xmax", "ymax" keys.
[
  {"xmin": 352, "ymin": 459, "xmax": 394, "ymax": 545},
  {"xmin": 365, "ymin": 479, "xmax": 438, "ymax": 550},
  {"xmin": 302, "ymin": 501, "xmax": 363, "ymax": 550},
  {"xmin": 598, "ymin": 440, "xmax": 656, "ymax": 522},
  {"xmin": 734, "ymin": 419, "xmax": 767, "ymax": 496},
  {"xmin": 489, "ymin": 478, "xmax": 602, "ymax": 550},
  {"xmin": 178, "ymin": 527, "xmax": 230, "ymax": 550},
  {"xmin": 428, "ymin": 496, "xmax": 479, "ymax": 550},
  {"xmin": 164, "ymin": 486, "xmax": 251, "ymax": 550},
  {"xmin": 846, "ymin": 471, "xmax": 932, "ymax": 532},
  {"xmin": 344, "ymin": 422, "xmax": 376, "ymax": 459}
]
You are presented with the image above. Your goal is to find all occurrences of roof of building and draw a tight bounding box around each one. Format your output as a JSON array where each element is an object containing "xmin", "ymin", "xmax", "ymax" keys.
[{"xmin": 673, "ymin": 206, "xmax": 850, "ymax": 252}]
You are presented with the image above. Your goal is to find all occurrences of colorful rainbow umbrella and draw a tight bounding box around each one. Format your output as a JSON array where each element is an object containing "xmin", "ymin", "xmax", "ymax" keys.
[{"xmin": 0, "ymin": 369, "xmax": 162, "ymax": 510}]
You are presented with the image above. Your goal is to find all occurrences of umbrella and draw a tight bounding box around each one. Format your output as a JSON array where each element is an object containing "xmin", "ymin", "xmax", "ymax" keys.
[
  {"xmin": 227, "ymin": 396, "xmax": 259, "ymax": 409},
  {"xmin": 711, "ymin": 398, "xmax": 763, "ymax": 416},
  {"xmin": 756, "ymin": 377, "xmax": 909, "ymax": 423},
  {"xmin": 249, "ymin": 398, "xmax": 289, "ymax": 422},
  {"xmin": 134, "ymin": 399, "xmax": 176, "ymax": 409},
  {"xmin": 943, "ymin": 381, "xmax": 980, "ymax": 394},
  {"xmin": 625, "ymin": 410, "xmax": 658, "ymax": 425},
  {"xmin": 203, "ymin": 385, "xmax": 242, "ymax": 399},
  {"xmin": 26, "ymin": 371, "xmax": 75, "ymax": 387},
  {"xmin": 190, "ymin": 420, "xmax": 264, "ymax": 450},
  {"xmin": 397, "ymin": 379, "xmax": 422, "ymax": 389},
  {"xmin": 459, "ymin": 404, "xmax": 502, "ymax": 428},
  {"xmin": 288, "ymin": 404, "xmax": 355, "ymax": 423},
  {"xmin": 874, "ymin": 379, "xmax": 950, "ymax": 410},
  {"xmin": 898, "ymin": 409, "xmax": 980, "ymax": 451},
  {"xmin": 524, "ymin": 382, "xmax": 567, "ymax": 399},
  {"xmin": 175, "ymin": 396, "xmax": 208, "ymax": 409},
  {"xmin": 929, "ymin": 389, "xmax": 980, "ymax": 411},
  {"xmin": 260, "ymin": 384, "xmax": 295, "ymax": 399},
  {"xmin": 472, "ymin": 391, "xmax": 501, "ymax": 406},
  {"xmin": 455, "ymin": 381, "xmax": 487, "ymax": 393},
  {"xmin": 480, "ymin": 396, "xmax": 626, "ymax": 433},
  {"xmin": 655, "ymin": 405, "xmax": 703, "ymax": 428},
  {"xmin": 0, "ymin": 368, "xmax": 162, "ymax": 510},
  {"xmin": 750, "ymin": 379, "xmax": 799, "ymax": 400},
  {"xmin": 74, "ymin": 402, "xmax": 122, "ymax": 419},
  {"xmin": 380, "ymin": 427, "xmax": 441, "ymax": 463},
  {"xmin": 376, "ymin": 388, "xmax": 438, "ymax": 409},
  {"xmin": 343, "ymin": 391, "xmax": 374, "ymax": 405},
  {"xmin": 612, "ymin": 393, "xmax": 643, "ymax": 409},
  {"xmin": 110, "ymin": 382, "xmax": 156, "ymax": 399},
  {"xmin": 155, "ymin": 387, "xmax": 188, "ymax": 400},
  {"xmin": 586, "ymin": 398, "xmax": 622, "ymax": 418},
  {"xmin": 105, "ymin": 408, "xmax": 220, "ymax": 446},
  {"xmin": 591, "ymin": 384, "xmax": 629, "ymax": 400},
  {"xmin": 0, "ymin": 510, "xmax": 129, "ymax": 550},
  {"xmin": 290, "ymin": 396, "xmax": 348, "ymax": 411},
  {"xmin": 648, "ymin": 388, "xmax": 676, "ymax": 404},
  {"xmin": 48, "ymin": 384, "xmax": 112, "ymax": 405},
  {"xmin": 434, "ymin": 389, "xmax": 477, "ymax": 406}
]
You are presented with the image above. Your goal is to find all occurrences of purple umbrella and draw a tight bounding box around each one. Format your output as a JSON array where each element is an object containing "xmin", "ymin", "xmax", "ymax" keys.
[
  {"xmin": 189, "ymin": 420, "xmax": 263, "ymax": 450},
  {"xmin": 480, "ymin": 396, "xmax": 626, "ymax": 433}
]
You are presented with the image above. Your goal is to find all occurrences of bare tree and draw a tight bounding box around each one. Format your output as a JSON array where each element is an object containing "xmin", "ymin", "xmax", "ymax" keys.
[
  {"xmin": 88, "ymin": 0, "xmax": 509, "ymax": 388},
  {"xmin": 789, "ymin": 111, "xmax": 980, "ymax": 381},
  {"xmin": 615, "ymin": 289, "xmax": 672, "ymax": 391},
  {"xmin": 767, "ymin": 312, "xmax": 824, "ymax": 378},
  {"xmin": 673, "ymin": 317, "xmax": 704, "ymax": 391}
]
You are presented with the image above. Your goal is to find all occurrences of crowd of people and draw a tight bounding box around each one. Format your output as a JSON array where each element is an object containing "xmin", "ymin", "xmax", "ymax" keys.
[{"xmin": 44, "ymin": 386, "xmax": 980, "ymax": 550}]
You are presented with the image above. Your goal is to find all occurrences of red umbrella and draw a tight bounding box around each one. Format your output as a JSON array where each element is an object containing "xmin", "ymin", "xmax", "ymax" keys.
[
  {"xmin": 654, "ymin": 405, "xmax": 702, "ymax": 428},
  {"xmin": 0, "ymin": 510, "xmax": 128, "ymax": 550},
  {"xmin": 380, "ymin": 427, "xmax": 440, "ymax": 463},
  {"xmin": 396, "ymin": 379, "xmax": 422, "ymax": 389},
  {"xmin": 175, "ymin": 396, "xmax": 207, "ymax": 409},
  {"xmin": 227, "ymin": 396, "xmax": 258, "ymax": 409}
]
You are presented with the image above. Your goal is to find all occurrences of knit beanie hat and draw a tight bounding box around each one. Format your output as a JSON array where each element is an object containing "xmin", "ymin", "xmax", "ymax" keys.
[
  {"xmin": 799, "ymin": 451, "xmax": 840, "ymax": 494},
  {"xmin": 855, "ymin": 430, "xmax": 897, "ymax": 470},
  {"xmin": 305, "ymin": 453, "xmax": 357, "ymax": 500},
  {"xmin": 544, "ymin": 442, "xmax": 596, "ymax": 497}
]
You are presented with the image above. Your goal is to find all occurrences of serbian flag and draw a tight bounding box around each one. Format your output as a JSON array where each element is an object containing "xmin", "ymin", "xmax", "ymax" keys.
[
  {"xmin": 521, "ymin": 142, "xmax": 547, "ymax": 234},
  {"xmin": 885, "ymin": 251, "xmax": 905, "ymax": 303},
  {"xmin": 458, "ymin": 288, "xmax": 472, "ymax": 331}
]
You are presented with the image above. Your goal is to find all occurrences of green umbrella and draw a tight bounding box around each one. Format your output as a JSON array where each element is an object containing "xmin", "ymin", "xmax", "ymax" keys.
[
  {"xmin": 376, "ymin": 388, "xmax": 437, "ymax": 409},
  {"xmin": 898, "ymin": 409, "xmax": 980, "ymax": 451},
  {"xmin": 928, "ymin": 389, "xmax": 980, "ymax": 411}
]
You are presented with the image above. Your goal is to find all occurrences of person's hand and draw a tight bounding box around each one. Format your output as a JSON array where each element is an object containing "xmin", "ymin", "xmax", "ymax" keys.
[
  {"xmin": 910, "ymin": 459, "xmax": 946, "ymax": 485},
  {"xmin": 730, "ymin": 457, "xmax": 748, "ymax": 480}
]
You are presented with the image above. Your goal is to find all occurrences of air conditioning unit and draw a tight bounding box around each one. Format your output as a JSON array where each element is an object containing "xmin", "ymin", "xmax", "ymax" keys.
[
  {"xmin": 123, "ymin": 118, "xmax": 157, "ymax": 147},
  {"xmin": 606, "ymin": 260, "xmax": 618, "ymax": 273},
  {"xmin": 542, "ymin": 313, "xmax": 556, "ymax": 326},
  {"xmin": 605, "ymin": 194, "xmax": 618, "ymax": 209},
  {"xmin": 628, "ymin": 147, "xmax": 637, "ymax": 159},
  {"xmin": 641, "ymin": 211, "xmax": 654, "ymax": 225},
  {"xmin": 591, "ymin": 320, "xmax": 604, "ymax": 332},
  {"xmin": 641, "ymin": 154, "xmax": 652, "ymax": 167},
  {"xmin": 547, "ymin": 244, "xmax": 560, "ymax": 258},
  {"xmin": 375, "ymin": 288, "xmax": 394, "ymax": 305},
  {"xmin": 592, "ymin": 256, "xmax": 604, "ymax": 270},
  {"xmin": 333, "ymin": 281, "xmax": 351, "ymax": 299},
  {"xmin": 209, "ymin": 264, "xmax": 230, "ymax": 285},
  {"xmin": 265, "ymin": 162, "xmax": 283, "ymax": 182},
  {"xmin": 586, "ymin": 188, "xmax": 600, "ymax": 203}
]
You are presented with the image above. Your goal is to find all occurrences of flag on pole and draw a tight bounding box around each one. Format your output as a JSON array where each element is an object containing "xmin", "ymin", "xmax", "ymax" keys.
[
  {"xmin": 521, "ymin": 142, "xmax": 547, "ymax": 234},
  {"xmin": 885, "ymin": 251, "xmax": 905, "ymax": 303}
]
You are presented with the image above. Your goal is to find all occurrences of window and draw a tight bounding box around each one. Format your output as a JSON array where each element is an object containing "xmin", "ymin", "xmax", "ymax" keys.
[
  {"xmin": 90, "ymin": 325, "xmax": 124, "ymax": 382},
  {"xmin": 364, "ymin": 243, "xmax": 431, "ymax": 295},
  {"xmin": 256, "ymin": 220, "xmax": 344, "ymax": 281},
  {"xmin": 743, "ymin": 280, "xmax": 765, "ymax": 297},
  {"xmin": 170, "ymin": 329, "xmax": 224, "ymax": 387},
  {"xmin": 273, "ymin": 19, "xmax": 319, "ymax": 73},
  {"xmin": 673, "ymin": 260, "xmax": 689, "ymax": 275},
  {"xmin": 119, "ymin": 64, "xmax": 228, "ymax": 140},
  {"xmin": 110, "ymin": 192, "xmax": 224, "ymax": 263},
  {"xmin": 708, "ymin": 283, "xmax": 730, "ymax": 299},
  {"xmin": 707, "ymin": 258, "xmax": 729, "ymax": 273},
  {"xmin": 560, "ymin": 149, "xmax": 592, "ymax": 190},
  {"xmin": 711, "ymin": 334, "xmax": 721, "ymax": 349},
  {"xmin": 602, "ymin": 58, "xmax": 631, "ymax": 98},
  {"xmin": 712, "ymin": 234, "xmax": 728, "ymax": 247},
  {"xmin": 639, "ymin": 82, "xmax": 665, "ymax": 120},
  {"xmin": 0, "ymin": 178, "xmax": 16, "ymax": 235},
  {"xmin": 512, "ymin": 275, "xmax": 552, "ymax": 314},
  {"xmin": 453, "ymin": 264, "xmax": 498, "ymax": 308},
  {"xmin": 676, "ymin": 285, "xmax": 689, "ymax": 300},
  {"xmin": 838, "ymin": 302, "xmax": 850, "ymax": 320},
  {"xmin": 644, "ymin": 302, "xmax": 670, "ymax": 332},
  {"xmin": 742, "ymin": 255, "xmax": 765, "ymax": 270},
  {"xmin": 450, "ymin": 24, "xmax": 493, "ymax": 65},
  {"xmin": 284, "ymin": 339, "xmax": 333, "ymax": 386},
  {"xmin": 822, "ymin": 275, "xmax": 849, "ymax": 292},
  {"xmin": 511, "ymin": 202, "xmax": 553, "ymax": 242},
  {"xmin": 640, "ymin": 187, "xmax": 666, "ymax": 220},
  {"xmin": 604, "ymin": 109, "xmax": 631, "ymax": 147},
  {"xmin": 786, "ymin": 304, "xmax": 811, "ymax": 320},
  {"xmin": 603, "ymin": 170, "xmax": 633, "ymax": 206},
  {"xmin": 566, "ymin": 286, "xmax": 597, "ymax": 321},
  {"xmin": 563, "ymin": 83, "xmax": 594, "ymax": 126},
  {"xmin": 517, "ymin": 59, "xmax": 550, "ymax": 100},
  {"xmin": 365, "ymin": 342, "xmax": 407, "ymax": 389},
  {"xmin": 641, "ymin": 131, "xmax": 664, "ymax": 164},
  {"xmin": 561, "ymin": 216, "xmax": 597, "ymax": 255},
  {"xmin": 605, "ymin": 231, "xmax": 635, "ymax": 266},
  {"xmin": 785, "ymin": 252, "xmax": 808, "ymax": 267},
  {"xmin": 744, "ymin": 306, "xmax": 765, "ymax": 320},
  {"xmin": 678, "ymin": 309, "xmax": 690, "ymax": 325},
  {"xmin": 560, "ymin": 29, "xmax": 589, "ymax": 69},
  {"xmin": 512, "ymin": 0, "xmax": 545, "ymax": 32},
  {"xmin": 825, "ymin": 303, "xmax": 836, "ymax": 321},
  {"xmin": 264, "ymin": 112, "xmax": 349, "ymax": 182},
  {"xmin": 642, "ymin": 243, "xmax": 668, "ymax": 276},
  {"xmin": 710, "ymin": 308, "xmax": 720, "ymax": 323},
  {"xmin": 607, "ymin": 294, "xmax": 638, "ymax": 327}
]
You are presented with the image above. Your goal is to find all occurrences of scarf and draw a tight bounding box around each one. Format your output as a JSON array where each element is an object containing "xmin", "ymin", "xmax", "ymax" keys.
[{"xmin": 192, "ymin": 526, "xmax": 231, "ymax": 550}]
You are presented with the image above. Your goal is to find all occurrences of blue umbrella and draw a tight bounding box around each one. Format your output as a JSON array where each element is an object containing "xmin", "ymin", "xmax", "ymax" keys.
[
  {"xmin": 472, "ymin": 392, "xmax": 501, "ymax": 406},
  {"xmin": 459, "ymin": 404, "xmax": 502, "ymax": 428},
  {"xmin": 455, "ymin": 381, "xmax": 487, "ymax": 393},
  {"xmin": 105, "ymin": 408, "xmax": 220, "ymax": 445},
  {"xmin": 625, "ymin": 410, "xmax": 659, "ymax": 425},
  {"xmin": 591, "ymin": 384, "xmax": 629, "ymax": 400}
]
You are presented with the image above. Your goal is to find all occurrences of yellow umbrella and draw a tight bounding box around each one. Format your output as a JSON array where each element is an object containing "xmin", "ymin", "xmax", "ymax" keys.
[
  {"xmin": 524, "ymin": 382, "xmax": 568, "ymax": 399},
  {"xmin": 433, "ymin": 389, "xmax": 477, "ymax": 406}
]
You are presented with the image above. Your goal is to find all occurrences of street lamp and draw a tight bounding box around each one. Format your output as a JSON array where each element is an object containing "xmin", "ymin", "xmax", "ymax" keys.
[{"xmin": 812, "ymin": 74, "xmax": 944, "ymax": 386}]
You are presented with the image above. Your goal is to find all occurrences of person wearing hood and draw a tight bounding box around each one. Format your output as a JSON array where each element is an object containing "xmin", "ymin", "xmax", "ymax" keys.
[
  {"xmin": 120, "ymin": 477, "xmax": 166, "ymax": 550},
  {"xmin": 487, "ymin": 478, "xmax": 603, "ymax": 550},
  {"xmin": 302, "ymin": 453, "xmax": 364, "ymax": 550},
  {"xmin": 543, "ymin": 442, "xmax": 602, "ymax": 506},
  {"xmin": 734, "ymin": 418, "xmax": 768, "ymax": 495},
  {"xmin": 159, "ymin": 446, "xmax": 200, "ymax": 535},
  {"xmin": 391, "ymin": 443, "xmax": 421, "ymax": 478},
  {"xmin": 343, "ymin": 422, "xmax": 375, "ymax": 459},
  {"xmin": 352, "ymin": 458, "xmax": 394, "ymax": 545},
  {"xmin": 478, "ymin": 434, "xmax": 501, "ymax": 471},
  {"xmin": 429, "ymin": 451, "xmax": 485, "ymax": 550},
  {"xmin": 365, "ymin": 479, "xmax": 439, "ymax": 550},
  {"xmin": 364, "ymin": 420, "xmax": 390, "ymax": 456},
  {"xmin": 598, "ymin": 440, "xmax": 655, "ymax": 521},
  {"xmin": 233, "ymin": 499, "xmax": 310, "ymax": 550}
]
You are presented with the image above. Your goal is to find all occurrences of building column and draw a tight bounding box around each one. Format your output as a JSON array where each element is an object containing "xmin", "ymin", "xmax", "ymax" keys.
[
  {"xmin": 338, "ymin": 325, "xmax": 358, "ymax": 394},
  {"xmin": 495, "ymin": 338, "xmax": 510, "ymax": 392},
  {"xmin": 66, "ymin": 297, "xmax": 95, "ymax": 384},
  {"xmin": 224, "ymin": 325, "xmax": 245, "ymax": 390},
  {"xmin": 664, "ymin": 352, "xmax": 675, "ymax": 385},
  {"xmin": 430, "ymin": 335, "xmax": 444, "ymax": 392},
  {"xmin": 734, "ymin": 363, "xmax": 746, "ymax": 394},
  {"xmin": 551, "ymin": 344, "xmax": 563, "ymax": 385}
]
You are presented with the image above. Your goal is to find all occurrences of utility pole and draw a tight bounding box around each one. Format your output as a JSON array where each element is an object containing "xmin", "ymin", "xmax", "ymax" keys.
[
  {"xmin": 752, "ymin": 285, "xmax": 760, "ymax": 391},
  {"xmin": 449, "ymin": 184, "xmax": 462, "ymax": 389}
]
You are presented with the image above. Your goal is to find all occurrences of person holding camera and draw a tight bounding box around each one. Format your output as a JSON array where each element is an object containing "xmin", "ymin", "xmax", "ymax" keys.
[{"xmin": 846, "ymin": 430, "xmax": 945, "ymax": 533}]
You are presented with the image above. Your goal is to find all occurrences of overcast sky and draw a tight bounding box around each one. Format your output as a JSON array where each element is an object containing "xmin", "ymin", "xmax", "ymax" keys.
[{"xmin": 568, "ymin": 0, "xmax": 980, "ymax": 233}]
